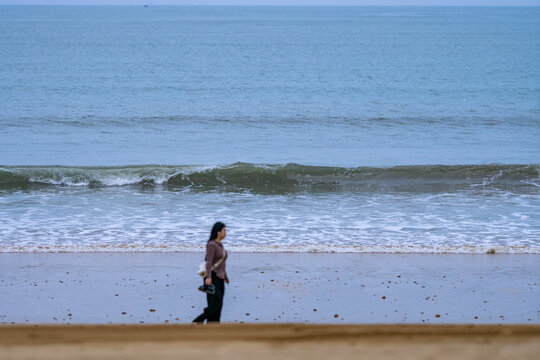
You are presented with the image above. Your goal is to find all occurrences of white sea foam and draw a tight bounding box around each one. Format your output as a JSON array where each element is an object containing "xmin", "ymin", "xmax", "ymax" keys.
[
  {"xmin": 1, "ymin": 243, "xmax": 538, "ymax": 254},
  {"xmin": 1, "ymin": 186, "xmax": 538, "ymax": 254}
]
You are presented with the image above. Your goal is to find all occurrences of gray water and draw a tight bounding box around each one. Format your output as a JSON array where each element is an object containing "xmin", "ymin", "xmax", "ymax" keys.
[{"xmin": 1, "ymin": 6, "xmax": 539, "ymax": 253}]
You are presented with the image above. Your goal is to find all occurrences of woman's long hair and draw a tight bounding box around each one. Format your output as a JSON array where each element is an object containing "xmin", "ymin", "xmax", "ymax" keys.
[{"xmin": 208, "ymin": 222, "xmax": 226, "ymax": 242}]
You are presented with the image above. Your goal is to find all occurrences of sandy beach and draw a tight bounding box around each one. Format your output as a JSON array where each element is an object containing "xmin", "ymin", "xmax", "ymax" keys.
[
  {"xmin": 2, "ymin": 252, "xmax": 539, "ymax": 358},
  {"xmin": 1, "ymin": 323, "xmax": 539, "ymax": 360},
  {"xmin": 1, "ymin": 253, "xmax": 538, "ymax": 324},
  {"xmin": 1, "ymin": 252, "xmax": 539, "ymax": 359}
]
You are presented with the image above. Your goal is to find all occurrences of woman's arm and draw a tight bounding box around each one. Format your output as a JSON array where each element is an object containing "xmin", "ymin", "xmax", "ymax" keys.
[{"xmin": 224, "ymin": 252, "xmax": 229, "ymax": 284}]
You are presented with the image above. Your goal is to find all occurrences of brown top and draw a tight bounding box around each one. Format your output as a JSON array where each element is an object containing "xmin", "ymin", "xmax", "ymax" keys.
[{"xmin": 205, "ymin": 240, "xmax": 228, "ymax": 280}]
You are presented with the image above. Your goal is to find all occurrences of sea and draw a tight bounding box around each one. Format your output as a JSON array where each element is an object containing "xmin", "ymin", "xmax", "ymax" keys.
[{"xmin": 1, "ymin": 6, "xmax": 539, "ymax": 253}]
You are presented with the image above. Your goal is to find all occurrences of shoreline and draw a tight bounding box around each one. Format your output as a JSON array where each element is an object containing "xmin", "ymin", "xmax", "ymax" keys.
[
  {"xmin": 2, "ymin": 245, "xmax": 539, "ymax": 255},
  {"xmin": 1, "ymin": 249, "xmax": 538, "ymax": 254}
]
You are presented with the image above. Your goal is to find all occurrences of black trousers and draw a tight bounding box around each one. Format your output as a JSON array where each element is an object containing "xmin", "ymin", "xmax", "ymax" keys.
[{"xmin": 193, "ymin": 272, "xmax": 225, "ymax": 323}]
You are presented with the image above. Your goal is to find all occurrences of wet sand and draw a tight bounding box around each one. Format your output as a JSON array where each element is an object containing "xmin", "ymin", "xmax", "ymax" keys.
[
  {"xmin": 1, "ymin": 253, "xmax": 538, "ymax": 324},
  {"xmin": 0, "ymin": 324, "xmax": 539, "ymax": 360}
]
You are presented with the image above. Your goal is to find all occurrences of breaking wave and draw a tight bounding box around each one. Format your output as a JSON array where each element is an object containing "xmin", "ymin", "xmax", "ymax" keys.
[{"xmin": 1, "ymin": 163, "xmax": 539, "ymax": 193}]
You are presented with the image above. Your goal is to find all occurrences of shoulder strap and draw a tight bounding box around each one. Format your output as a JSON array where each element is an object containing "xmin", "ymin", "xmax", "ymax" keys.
[{"xmin": 211, "ymin": 250, "xmax": 227, "ymax": 271}]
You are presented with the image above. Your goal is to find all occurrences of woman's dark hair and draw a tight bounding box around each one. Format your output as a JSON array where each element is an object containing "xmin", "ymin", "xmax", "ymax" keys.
[{"xmin": 209, "ymin": 222, "xmax": 226, "ymax": 242}]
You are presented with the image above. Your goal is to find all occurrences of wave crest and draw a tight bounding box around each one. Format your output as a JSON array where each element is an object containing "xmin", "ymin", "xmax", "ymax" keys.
[{"xmin": 1, "ymin": 163, "xmax": 538, "ymax": 193}]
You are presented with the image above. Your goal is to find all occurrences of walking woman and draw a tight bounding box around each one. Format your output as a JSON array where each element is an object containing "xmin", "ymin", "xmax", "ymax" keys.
[{"xmin": 193, "ymin": 222, "xmax": 229, "ymax": 323}]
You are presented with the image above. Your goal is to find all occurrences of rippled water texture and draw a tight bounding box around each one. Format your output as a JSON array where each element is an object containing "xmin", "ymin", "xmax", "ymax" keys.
[
  {"xmin": 1, "ymin": 6, "xmax": 539, "ymax": 166},
  {"xmin": 0, "ymin": 7, "xmax": 539, "ymax": 253}
]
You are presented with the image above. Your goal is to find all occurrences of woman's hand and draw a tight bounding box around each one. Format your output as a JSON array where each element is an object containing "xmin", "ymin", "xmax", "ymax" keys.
[
  {"xmin": 225, "ymin": 277, "xmax": 230, "ymax": 284},
  {"xmin": 204, "ymin": 277, "xmax": 212, "ymax": 286}
]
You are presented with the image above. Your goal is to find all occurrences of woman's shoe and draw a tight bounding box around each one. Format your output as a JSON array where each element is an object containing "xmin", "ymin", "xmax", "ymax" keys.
[{"xmin": 198, "ymin": 284, "xmax": 216, "ymax": 295}]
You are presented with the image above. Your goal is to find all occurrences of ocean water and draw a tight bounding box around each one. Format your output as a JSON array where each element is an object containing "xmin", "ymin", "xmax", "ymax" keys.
[{"xmin": 1, "ymin": 6, "xmax": 539, "ymax": 253}]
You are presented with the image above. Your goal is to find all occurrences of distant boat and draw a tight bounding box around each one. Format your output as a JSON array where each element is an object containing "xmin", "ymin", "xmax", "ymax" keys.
[{"xmin": 144, "ymin": 4, "xmax": 149, "ymax": 7}]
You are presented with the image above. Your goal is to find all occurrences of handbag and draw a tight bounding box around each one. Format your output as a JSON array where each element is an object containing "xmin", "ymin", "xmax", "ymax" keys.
[{"xmin": 197, "ymin": 251, "xmax": 227, "ymax": 278}]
